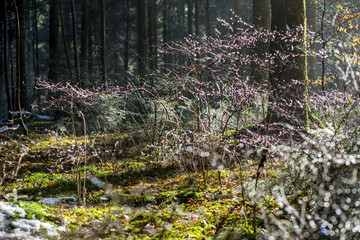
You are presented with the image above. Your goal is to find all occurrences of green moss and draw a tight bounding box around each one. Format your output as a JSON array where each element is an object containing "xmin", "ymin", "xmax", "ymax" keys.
[
  {"xmin": 175, "ymin": 191, "xmax": 200, "ymax": 204},
  {"xmin": 15, "ymin": 201, "xmax": 59, "ymax": 223}
]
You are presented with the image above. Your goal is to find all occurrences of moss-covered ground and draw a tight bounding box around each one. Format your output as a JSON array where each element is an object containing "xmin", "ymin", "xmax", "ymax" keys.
[{"xmin": 0, "ymin": 130, "xmax": 291, "ymax": 239}]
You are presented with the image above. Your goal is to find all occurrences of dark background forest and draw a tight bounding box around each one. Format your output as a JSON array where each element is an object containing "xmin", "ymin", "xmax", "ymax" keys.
[{"xmin": 0, "ymin": 0, "xmax": 251, "ymax": 116}]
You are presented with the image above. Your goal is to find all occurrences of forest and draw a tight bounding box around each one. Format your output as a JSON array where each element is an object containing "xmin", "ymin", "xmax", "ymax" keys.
[{"xmin": 0, "ymin": 0, "xmax": 360, "ymax": 239}]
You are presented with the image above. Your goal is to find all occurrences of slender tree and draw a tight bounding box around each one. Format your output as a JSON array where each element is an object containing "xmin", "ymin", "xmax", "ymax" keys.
[
  {"xmin": 70, "ymin": 0, "xmax": 80, "ymax": 85},
  {"xmin": 253, "ymin": 0, "xmax": 271, "ymax": 34},
  {"xmin": 252, "ymin": 0, "xmax": 271, "ymax": 83},
  {"xmin": 148, "ymin": 0, "xmax": 158, "ymax": 72},
  {"xmin": 137, "ymin": 0, "xmax": 148, "ymax": 77},
  {"xmin": 88, "ymin": 5, "xmax": 94, "ymax": 77},
  {"xmin": 194, "ymin": 0, "xmax": 199, "ymax": 36},
  {"xmin": 205, "ymin": 0, "xmax": 210, "ymax": 36},
  {"xmin": 13, "ymin": 0, "xmax": 28, "ymax": 135},
  {"xmin": 306, "ymin": 0, "xmax": 318, "ymax": 82},
  {"xmin": 162, "ymin": 0, "xmax": 168, "ymax": 65},
  {"xmin": 4, "ymin": 0, "xmax": 13, "ymax": 121},
  {"xmin": 16, "ymin": 0, "xmax": 27, "ymax": 110},
  {"xmin": 100, "ymin": 0, "xmax": 107, "ymax": 85},
  {"xmin": 32, "ymin": 0, "xmax": 39, "ymax": 77},
  {"xmin": 234, "ymin": 0, "xmax": 244, "ymax": 28},
  {"xmin": 49, "ymin": 0, "xmax": 62, "ymax": 82},
  {"xmin": 59, "ymin": 0, "xmax": 72, "ymax": 80},
  {"xmin": 80, "ymin": 0, "xmax": 89, "ymax": 87},
  {"xmin": 187, "ymin": 0, "xmax": 193, "ymax": 35},
  {"xmin": 124, "ymin": 0, "xmax": 130, "ymax": 81}
]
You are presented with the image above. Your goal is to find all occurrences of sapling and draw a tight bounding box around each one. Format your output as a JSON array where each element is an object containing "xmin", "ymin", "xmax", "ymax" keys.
[{"xmin": 36, "ymin": 80, "xmax": 101, "ymax": 204}]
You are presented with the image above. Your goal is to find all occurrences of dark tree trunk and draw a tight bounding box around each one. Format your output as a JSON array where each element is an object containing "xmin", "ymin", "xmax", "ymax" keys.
[
  {"xmin": 100, "ymin": 0, "xmax": 107, "ymax": 85},
  {"xmin": 268, "ymin": 0, "xmax": 306, "ymax": 125},
  {"xmin": 17, "ymin": 0, "xmax": 27, "ymax": 110},
  {"xmin": 205, "ymin": 0, "xmax": 210, "ymax": 36},
  {"xmin": 194, "ymin": 0, "xmax": 199, "ymax": 36},
  {"xmin": 80, "ymin": 0, "xmax": 89, "ymax": 87},
  {"xmin": 32, "ymin": 0, "xmax": 39, "ymax": 77},
  {"xmin": 88, "ymin": 16, "xmax": 94, "ymax": 77},
  {"xmin": 252, "ymin": 0, "xmax": 271, "ymax": 83},
  {"xmin": 137, "ymin": 0, "xmax": 148, "ymax": 77},
  {"xmin": 71, "ymin": 0, "xmax": 80, "ymax": 85},
  {"xmin": 14, "ymin": 0, "xmax": 28, "ymax": 135},
  {"xmin": 49, "ymin": 0, "xmax": 62, "ymax": 82},
  {"xmin": 234, "ymin": 0, "xmax": 244, "ymax": 28},
  {"xmin": 124, "ymin": 0, "xmax": 130, "ymax": 81},
  {"xmin": 187, "ymin": 0, "xmax": 193, "ymax": 35},
  {"xmin": 3, "ymin": 0, "xmax": 13, "ymax": 121},
  {"xmin": 253, "ymin": 0, "xmax": 271, "ymax": 30},
  {"xmin": 306, "ymin": 0, "xmax": 318, "ymax": 82},
  {"xmin": 59, "ymin": 0, "xmax": 72, "ymax": 80},
  {"xmin": 148, "ymin": 0, "xmax": 158, "ymax": 72},
  {"xmin": 162, "ymin": 0, "xmax": 167, "ymax": 65}
]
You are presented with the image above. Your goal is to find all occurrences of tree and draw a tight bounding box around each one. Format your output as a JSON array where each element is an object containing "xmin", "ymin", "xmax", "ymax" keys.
[
  {"xmin": 148, "ymin": 0, "xmax": 157, "ymax": 71},
  {"xmin": 124, "ymin": 0, "xmax": 130, "ymax": 81},
  {"xmin": 234, "ymin": 0, "xmax": 244, "ymax": 27},
  {"xmin": 306, "ymin": 0, "xmax": 318, "ymax": 82},
  {"xmin": 100, "ymin": 0, "xmax": 107, "ymax": 85},
  {"xmin": 88, "ymin": 2, "xmax": 95, "ymax": 77},
  {"xmin": 268, "ymin": 0, "xmax": 307, "ymax": 126},
  {"xmin": 49, "ymin": 0, "xmax": 62, "ymax": 82},
  {"xmin": 194, "ymin": 0, "xmax": 199, "ymax": 36},
  {"xmin": 16, "ymin": 0, "xmax": 28, "ymax": 110},
  {"xmin": 187, "ymin": 0, "xmax": 193, "ymax": 35},
  {"xmin": 253, "ymin": 0, "xmax": 271, "ymax": 37},
  {"xmin": 205, "ymin": 0, "xmax": 210, "ymax": 36},
  {"xmin": 14, "ymin": 0, "xmax": 28, "ymax": 135},
  {"xmin": 252, "ymin": 0, "xmax": 271, "ymax": 83},
  {"xmin": 3, "ymin": 0, "xmax": 13, "ymax": 121},
  {"xmin": 71, "ymin": 0, "xmax": 80, "ymax": 85},
  {"xmin": 80, "ymin": 0, "xmax": 89, "ymax": 87},
  {"xmin": 32, "ymin": 0, "xmax": 39, "ymax": 78},
  {"xmin": 162, "ymin": 0, "xmax": 168, "ymax": 65},
  {"xmin": 137, "ymin": 0, "xmax": 148, "ymax": 77},
  {"xmin": 59, "ymin": 0, "xmax": 72, "ymax": 80}
]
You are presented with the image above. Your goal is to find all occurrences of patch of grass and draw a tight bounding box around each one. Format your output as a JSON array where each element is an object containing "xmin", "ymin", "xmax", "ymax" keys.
[{"xmin": 15, "ymin": 201, "xmax": 60, "ymax": 223}]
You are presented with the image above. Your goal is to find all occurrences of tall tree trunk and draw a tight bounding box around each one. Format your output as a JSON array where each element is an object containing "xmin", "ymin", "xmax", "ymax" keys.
[
  {"xmin": 162, "ymin": 0, "xmax": 167, "ymax": 65},
  {"xmin": 268, "ymin": 0, "xmax": 307, "ymax": 126},
  {"xmin": 4, "ymin": 0, "xmax": 13, "ymax": 121},
  {"xmin": 17, "ymin": 0, "xmax": 27, "ymax": 110},
  {"xmin": 252, "ymin": 0, "xmax": 271, "ymax": 83},
  {"xmin": 14, "ymin": 0, "xmax": 28, "ymax": 135},
  {"xmin": 234, "ymin": 0, "xmax": 244, "ymax": 28},
  {"xmin": 205, "ymin": 0, "xmax": 210, "ymax": 36},
  {"xmin": 148, "ymin": 0, "xmax": 157, "ymax": 72},
  {"xmin": 253, "ymin": 0, "xmax": 271, "ymax": 32},
  {"xmin": 100, "ymin": 0, "xmax": 107, "ymax": 85},
  {"xmin": 71, "ymin": 0, "xmax": 80, "ymax": 85},
  {"xmin": 306, "ymin": 0, "xmax": 318, "ymax": 82},
  {"xmin": 49, "ymin": 0, "xmax": 62, "ymax": 82},
  {"xmin": 10, "ymin": 40, "xmax": 16, "ymax": 108},
  {"xmin": 32, "ymin": 0, "xmax": 39, "ymax": 77},
  {"xmin": 124, "ymin": 0, "xmax": 130, "ymax": 81},
  {"xmin": 137, "ymin": 0, "xmax": 148, "ymax": 77},
  {"xmin": 80, "ymin": 0, "xmax": 89, "ymax": 87},
  {"xmin": 187, "ymin": 0, "xmax": 193, "ymax": 35},
  {"xmin": 88, "ymin": 17, "xmax": 94, "ymax": 77},
  {"xmin": 60, "ymin": 0, "xmax": 72, "ymax": 80},
  {"xmin": 194, "ymin": 0, "xmax": 199, "ymax": 36}
]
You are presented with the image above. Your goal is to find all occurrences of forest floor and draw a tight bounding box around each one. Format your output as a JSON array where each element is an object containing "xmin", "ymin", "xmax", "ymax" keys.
[{"xmin": 0, "ymin": 127, "xmax": 295, "ymax": 239}]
